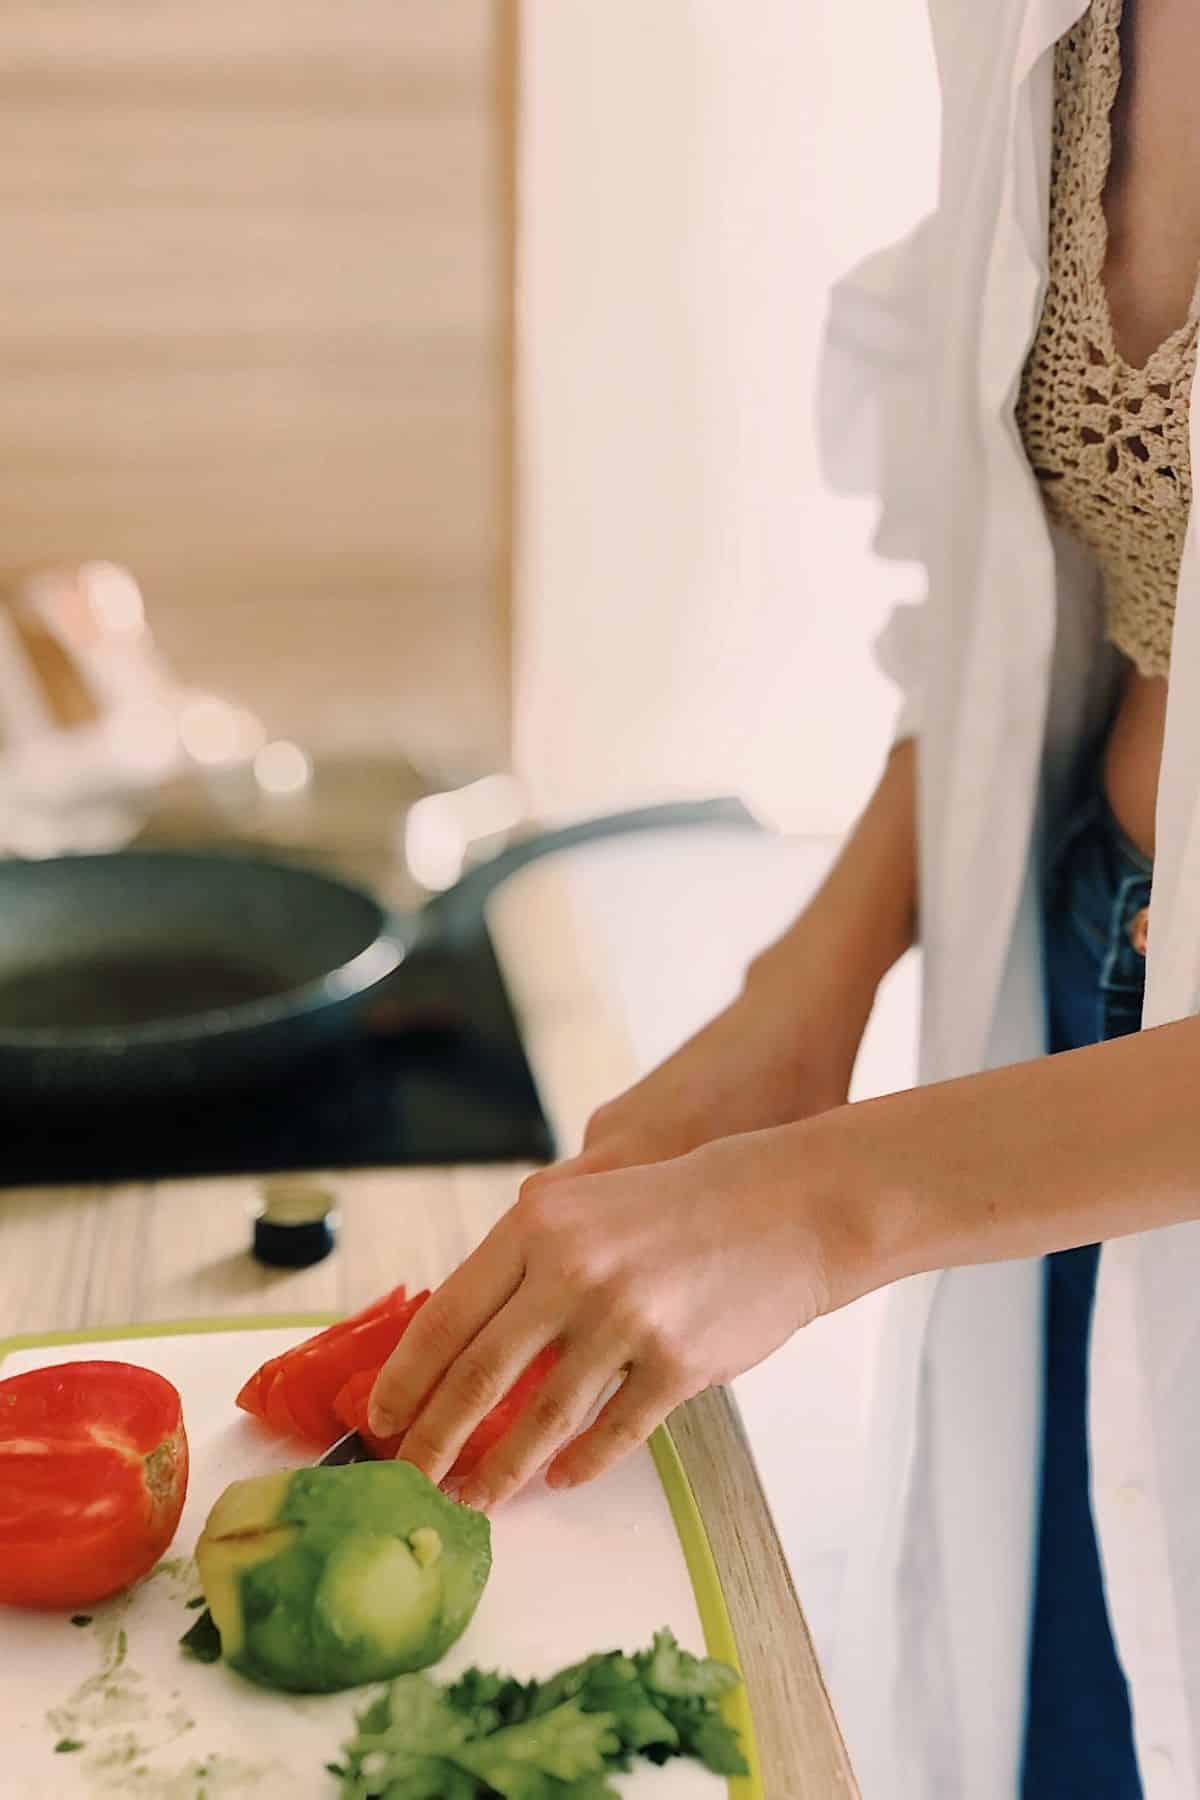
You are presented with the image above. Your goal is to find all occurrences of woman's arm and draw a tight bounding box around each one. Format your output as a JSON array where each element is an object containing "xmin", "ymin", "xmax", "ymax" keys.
[
  {"xmin": 740, "ymin": 734, "xmax": 917, "ymax": 1089},
  {"xmin": 560, "ymin": 735, "xmax": 919, "ymax": 1177},
  {"xmin": 820, "ymin": 1010, "xmax": 1200, "ymax": 1301}
]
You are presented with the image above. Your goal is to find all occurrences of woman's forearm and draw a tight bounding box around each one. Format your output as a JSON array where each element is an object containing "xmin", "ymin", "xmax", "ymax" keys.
[
  {"xmin": 806, "ymin": 1012, "xmax": 1200, "ymax": 1309},
  {"xmin": 743, "ymin": 735, "xmax": 917, "ymax": 1086}
]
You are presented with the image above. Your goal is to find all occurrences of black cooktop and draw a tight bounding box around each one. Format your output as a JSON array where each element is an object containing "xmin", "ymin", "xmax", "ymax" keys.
[
  {"xmin": 0, "ymin": 932, "xmax": 553, "ymax": 1188},
  {"xmin": 1, "ymin": 795, "xmax": 763, "ymax": 1189}
]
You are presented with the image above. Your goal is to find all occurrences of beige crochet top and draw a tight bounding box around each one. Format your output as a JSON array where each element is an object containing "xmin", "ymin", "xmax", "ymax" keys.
[{"xmin": 1016, "ymin": 0, "xmax": 1200, "ymax": 677}]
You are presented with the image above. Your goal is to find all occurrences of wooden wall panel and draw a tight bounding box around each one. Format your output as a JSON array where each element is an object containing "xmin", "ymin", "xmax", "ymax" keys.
[{"xmin": 0, "ymin": 1, "xmax": 509, "ymax": 769}]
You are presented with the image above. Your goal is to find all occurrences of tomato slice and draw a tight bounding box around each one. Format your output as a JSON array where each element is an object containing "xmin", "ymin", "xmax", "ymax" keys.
[
  {"xmin": 237, "ymin": 1287, "xmax": 430, "ymax": 1448},
  {"xmin": 0, "ymin": 1360, "xmax": 188, "ymax": 1611},
  {"xmin": 332, "ymin": 1341, "xmax": 563, "ymax": 1479},
  {"xmin": 332, "ymin": 1367, "xmax": 401, "ymax": 1458},
  {"xmin": 263, "ymin": 1369, "xmax": 306, "ymax": 1439},
  {"xmin": 234, "ymin": 1287, "xmax": 407, "ymax": 1422}
]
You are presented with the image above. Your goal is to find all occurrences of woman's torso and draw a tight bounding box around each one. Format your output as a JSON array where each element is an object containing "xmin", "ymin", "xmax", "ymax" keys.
[
  {"xmin": 818, "ymin": 1, "xmax": 1200, "ymax": 1786},
  {"xmin": 1078, "ymin": 0, "xmax": 1200, "ymax": 855}
]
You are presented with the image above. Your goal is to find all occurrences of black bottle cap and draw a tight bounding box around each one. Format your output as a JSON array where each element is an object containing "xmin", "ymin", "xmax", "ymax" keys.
[{"xmin": 252, "ymin": 1180, "xmax": 338, "ymax": 1268}]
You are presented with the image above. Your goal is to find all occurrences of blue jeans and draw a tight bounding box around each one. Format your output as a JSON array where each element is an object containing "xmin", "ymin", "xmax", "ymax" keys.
[{"xmin": 1020, "ymin": 778, "xmax": 1151, "ymax": 1797}]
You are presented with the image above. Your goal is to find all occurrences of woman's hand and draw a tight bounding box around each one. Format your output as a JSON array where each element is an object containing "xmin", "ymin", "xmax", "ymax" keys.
[
  {"xmin": 365, "ymin": 962, "xmax": 867, "ymax": 1511},
  {"xmin": 368, "ymin": 1119, "xmax": 865, "ymax": 1510}
]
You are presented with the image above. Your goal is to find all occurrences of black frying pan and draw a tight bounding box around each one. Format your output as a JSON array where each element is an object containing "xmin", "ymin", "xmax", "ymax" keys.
[{"xmin": 0, "ymin": 797, "xmax": 759, "ymax": 1101}]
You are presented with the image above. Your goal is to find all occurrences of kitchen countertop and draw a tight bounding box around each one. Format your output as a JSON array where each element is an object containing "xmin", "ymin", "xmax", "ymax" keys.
[{"xmin": 0, "ymin": 798, "xmax": 860, "ymax": 1800}]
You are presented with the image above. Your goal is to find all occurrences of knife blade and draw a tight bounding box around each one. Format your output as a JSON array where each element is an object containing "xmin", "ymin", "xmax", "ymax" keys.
[
  {"xmin": 181, "ymin": 1431, "xmax": 374, "ymax": 1656},
  {"xmin": 316, "ymin": 1428, "xmax": 371, "ymax": 1467}
]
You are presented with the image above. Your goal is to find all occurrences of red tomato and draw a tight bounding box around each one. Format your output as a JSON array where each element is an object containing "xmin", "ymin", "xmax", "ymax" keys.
[
  {"xmin": 263, "ymin": 1370, "xmax": 305, "ymax": 1439},
  {"xmin": 0, "ymin": 1361, "xmax": 188, "ymax": 1611},
  {"xmin": 281, "ymin": 1289, "xmax": 431, "ymax": 1444},
  {"xmin": 237, "ymin": 1287, "xmax": 430, "ymax": 1447},
  {"xmin": 332, "ymin": 1367, "xmax": 400, "ymax": 1458},
  {"xmin": 333, "ymin": 1341, "xmax": 563, "ymax": 1479},
  {"xmin": 234, "ymin": 1287, "xmax": 407, "ymax": 1422}
]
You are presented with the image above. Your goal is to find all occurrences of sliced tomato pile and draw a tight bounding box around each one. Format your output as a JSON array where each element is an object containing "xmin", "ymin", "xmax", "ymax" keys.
[
  {"xmin": 0, "ymin": 1360, "xmax": 188, "ymax": 1611},
  {"xmin": 237, "ymin": 1286, "xmax": 560, "ymax": 1480},
  {"xmin": 236, "ymin": 1286, "xmax": 429, "ymax": 1444}
]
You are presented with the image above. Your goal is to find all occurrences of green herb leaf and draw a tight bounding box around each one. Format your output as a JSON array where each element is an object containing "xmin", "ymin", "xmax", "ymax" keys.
[
  {"xmin": 576, "ymin": 1656, "xmax": 676, "ymax": 1756},
  {"xmin": 54, "ymin": 1739, "xmax": 85, "ymax": 1754},
  {"xmin": 636, "ymin": 1627, "xmax": 740, "ymax": 1702},
  {"xmin": 373, "ymin": 1762, "xmax": 475, "ymax": 1800},
  {"xmin": 185, "ymin": 1595, "xmax": 207, "ymax": 1610},
  {"xmin": 370, "ymin": 1672, "xmax": 474, "ymax": 1751},
  {"xmin": 448, "ymin": 1664, "xmax": 534, "ymax": 1731},
  {"xmin": 450, "ymin": 1700, "xmax": 620, "ymax": 1788},
  {"xmin": 527, "ymin": 1653, "xmax": 605, "ymax": 1717},
  {"xmin": 179, "ymin": 1609, "xmax": 222, "ymax": 1664},
  {"xmin": 660, "ymin": 1698, "xmax": 750, "ymax": 1776},
  {"xmin": 330, "ymin": 1630, "xmax": 746, "ymax": 1794},
  {"xmin": 69, "ymin": 1614, "xmax": 92, "ymax": 1629},
  {"xmin": 341, "ymin": 1676, "xmax": 476, "ymax": 1797}
]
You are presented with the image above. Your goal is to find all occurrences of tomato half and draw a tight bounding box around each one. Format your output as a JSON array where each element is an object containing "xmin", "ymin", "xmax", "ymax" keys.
[{"xmin": 0, "ymin": 1360, "xmax": 189, "ymax": 1611}]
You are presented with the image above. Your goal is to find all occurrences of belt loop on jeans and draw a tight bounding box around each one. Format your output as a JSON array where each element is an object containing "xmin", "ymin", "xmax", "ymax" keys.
[{"xmin": 1092, "ymin": 782, "xmax": 1153, "ymax": 956}]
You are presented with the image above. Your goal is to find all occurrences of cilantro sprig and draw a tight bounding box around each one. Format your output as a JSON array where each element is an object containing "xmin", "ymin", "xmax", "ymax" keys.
[{"xmin": 335, "ymin": 1628, "xmax": 748, "ymax": 1797}]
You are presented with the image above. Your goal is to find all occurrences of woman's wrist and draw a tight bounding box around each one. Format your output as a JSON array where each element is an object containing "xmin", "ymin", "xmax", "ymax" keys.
[{"xmin": 770, "ymin": 1103, "xmax": 911, "ymax": 1317}]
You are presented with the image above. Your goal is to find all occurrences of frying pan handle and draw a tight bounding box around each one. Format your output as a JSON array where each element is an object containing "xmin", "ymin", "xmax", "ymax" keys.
[
  {"xmin": 419, "ymin": 793, "xmax": 762, "ymax": 947},
  {"xmin": 367, "ymin": 794, "xmax": 763, "ymax": 1038}
]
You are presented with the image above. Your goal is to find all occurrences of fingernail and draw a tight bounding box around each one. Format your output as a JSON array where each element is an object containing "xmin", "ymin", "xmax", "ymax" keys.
[
  {"xmin": 545, "ymin": 1466, "xmax": 571, "ymax": 1491},
  {"xmin": 459, "ymin": 1487, "xmax": 490, "ymax": 1513},
  {"xmin": 367, "ymin": 1403, "xmax": 397, "ymax": 1438}
]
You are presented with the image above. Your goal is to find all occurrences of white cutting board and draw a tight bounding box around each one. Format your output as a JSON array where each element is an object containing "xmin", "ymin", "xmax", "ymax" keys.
[{"xmin": 0, "ymin": 1325, "xmax": 752, "ymax": 1800}]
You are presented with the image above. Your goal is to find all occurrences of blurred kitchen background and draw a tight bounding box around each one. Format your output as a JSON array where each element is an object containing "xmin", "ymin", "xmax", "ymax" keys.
[
  {"xmin": 0, "ymin": 0, "xmax": 943, "ymax": 1679},
  {"xmin": 0, "ymin": 0, "xmax": 937, "ymax": 853}
]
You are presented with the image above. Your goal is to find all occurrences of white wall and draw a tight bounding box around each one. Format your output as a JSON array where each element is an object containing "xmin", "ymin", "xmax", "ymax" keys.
[{"xmin": 514, "ymin": 0, "xmax": 938, "ymax": 833}]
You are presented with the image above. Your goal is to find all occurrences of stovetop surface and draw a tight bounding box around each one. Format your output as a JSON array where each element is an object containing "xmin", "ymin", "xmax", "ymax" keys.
[{"xmin": 1, "ymin": 933, "xmax": 552, "ymax": 1187}]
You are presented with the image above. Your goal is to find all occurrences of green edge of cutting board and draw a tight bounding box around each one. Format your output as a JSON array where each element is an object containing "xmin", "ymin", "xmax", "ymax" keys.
[
  {"xmin": 646, "ymin": 1426, "xmax": 763, "ymax": 1800},
  {"xmin": 0, "ymin": 1313, "xmax": 765, "ymax": 1800}
]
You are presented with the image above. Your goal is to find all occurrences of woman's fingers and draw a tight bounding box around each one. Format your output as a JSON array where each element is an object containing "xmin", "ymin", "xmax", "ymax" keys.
[
  {"xmin": 367, "ymin": 1227, "xmax": 524, "ymax": 1445},
  {"xmin": 546, "ymin": 1360, "xmax": 694, "ymax": 1491},
  {"xmin": 455, "ymin": 1338, "xmax": 629, "ymax": 1512},
  {"xmin": 392, "ymin": 1296, "xmax": 559, "ymax": 1489}
]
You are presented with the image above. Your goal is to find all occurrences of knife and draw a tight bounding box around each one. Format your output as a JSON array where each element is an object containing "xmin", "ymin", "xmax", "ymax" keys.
[
  {"xmin": 180, "ymin": 1431, "xmax": 373, "ymax": 1658},
  {"xmin": 314, "ymin": 1428, "xmax": 372, "ymax": 1467}
]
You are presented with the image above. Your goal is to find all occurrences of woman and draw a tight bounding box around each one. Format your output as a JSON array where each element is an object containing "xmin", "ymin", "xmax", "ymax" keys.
[{"xmin": 370, "ymin": 0, "xmax": 1200, "ymax": 1791}]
